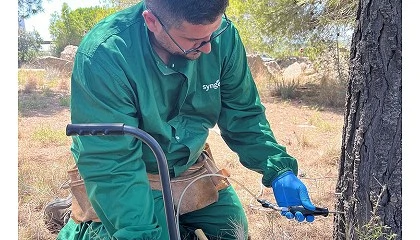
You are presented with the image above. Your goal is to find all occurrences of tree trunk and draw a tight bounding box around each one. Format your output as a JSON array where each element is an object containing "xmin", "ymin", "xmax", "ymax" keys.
[{"xmin": 333, "ymin": 0, "xmax": 402, "ymax": 239}]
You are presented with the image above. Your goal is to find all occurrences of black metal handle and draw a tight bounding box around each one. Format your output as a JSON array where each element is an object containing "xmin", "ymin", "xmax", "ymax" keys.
[
  {"xmin": 288, "ymin": 206, "xmax": 329, "ymax": 217},
  {"xmin": 66, "ymin": 123, "xmax": 180, "ymax": 240},
  {"xmin": 257, "ymin": 199, "xmax": 330, "ymax": 218},
  {"xmin": 66, "ymin": 123, "xmax": 125, "ymax": 136}
]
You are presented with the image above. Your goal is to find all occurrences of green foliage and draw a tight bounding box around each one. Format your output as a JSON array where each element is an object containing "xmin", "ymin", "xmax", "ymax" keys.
[
  {"xmin": 226, "ymin": 0, "xmax": 261, "ymax": 53},
  {"xmin": 49, "ymin": 3, "xmax": 118, "ymax": 56},
  {"xmin": 18, "ymin": 29, "xmax": 43, "ymax": 67},
  {"xmin": 356, "ymin": 216, "xmax": 398, "ymax": 240},
  {"xmin": 227, "ymin": 0, "xmax": 357, "ymax": 58},
  {"xmin": 101, "ymin": 0, "xmax": 140, "ymax": 9},
  {"xmin": 18, "ymin": 0, "xmax": 44, "ymax": 19}
]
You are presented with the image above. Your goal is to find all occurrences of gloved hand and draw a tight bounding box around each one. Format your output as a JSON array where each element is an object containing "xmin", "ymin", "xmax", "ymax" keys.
[{"xmin": 272, "ymin": 170, "xmax": 316, "ymax": 222}]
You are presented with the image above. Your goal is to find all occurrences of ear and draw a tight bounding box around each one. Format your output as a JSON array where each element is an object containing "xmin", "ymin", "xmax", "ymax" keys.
[{"xmin": 143, "ymin": 10, "xmax": 159, "ymax": 33}]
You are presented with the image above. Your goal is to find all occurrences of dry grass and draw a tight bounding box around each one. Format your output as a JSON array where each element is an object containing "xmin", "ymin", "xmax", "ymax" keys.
[
  {"xmin": 18, "ymin": 68, "xmax": 73, "ymax": 240},
  {"xmin": 18, "ymin": 67, "xmax": 344, "ymax": 239},
  {"xmin": 208, "ymin": 100, "xmax": 343, "ymax": 240}
]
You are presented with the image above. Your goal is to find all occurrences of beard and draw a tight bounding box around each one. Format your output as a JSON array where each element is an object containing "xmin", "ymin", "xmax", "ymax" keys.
[
  {"xmin": 153, "ymin": 33, "xmax": 202, "ymax": 61},
  {"xmin": 181, "ymin": 51, "xmax": 202, "ymax": 61}
]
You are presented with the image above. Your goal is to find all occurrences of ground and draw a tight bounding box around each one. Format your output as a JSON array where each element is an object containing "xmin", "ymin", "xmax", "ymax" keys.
[{"xmin": 18, "ymin": 74, "xmax": 345, "ymax": 239}]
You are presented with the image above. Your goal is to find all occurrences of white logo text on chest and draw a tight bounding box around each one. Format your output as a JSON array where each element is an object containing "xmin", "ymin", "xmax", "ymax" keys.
[{"xmin": 203, "ymin": 79, "xmax": 220, "ymax": 91}]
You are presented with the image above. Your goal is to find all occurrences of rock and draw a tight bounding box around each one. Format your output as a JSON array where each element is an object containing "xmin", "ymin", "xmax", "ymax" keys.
[
  {"xmin": 247, "ymin": 54, "xmax": 275, "ymax": 79},
  {"xmin": 60, "ymin": 45, "xmax": 78, "ymax": 61},
  {"xmin": 31, "ymin": 56, "xmax": 73, "ymax": 76},
  {"xmin": 282, "ymin": 62, "xmax": 303, "ymax": 81}
]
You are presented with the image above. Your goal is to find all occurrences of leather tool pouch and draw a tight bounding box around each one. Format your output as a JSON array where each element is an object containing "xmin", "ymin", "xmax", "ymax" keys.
[
  {"xmin": 148, "ymin": 143, "xmax": 231, "ymax": 215},
  {"xmin": 67, "ymin": 143, "xmax": 230, "ymax": 222},
  {"xmin": 67, "ymin": 166, "xmax": 100, "ymax": 223}
]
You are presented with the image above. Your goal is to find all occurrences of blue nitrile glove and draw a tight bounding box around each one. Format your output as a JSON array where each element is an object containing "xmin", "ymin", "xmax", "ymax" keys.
[{"xmin": 272, "ymin": 171, "xmax": 316, "ymax": 222}]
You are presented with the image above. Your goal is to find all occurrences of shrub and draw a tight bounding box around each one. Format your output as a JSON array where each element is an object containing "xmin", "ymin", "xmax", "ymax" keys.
[
  {"xmin": 271, "ymin": 78, "xmax": 300, "ymax": 99},
  {"xmin": 49, "ymin": 4, "xmax": 118, "ymax": 56},
  {"xmin": 18, "ymin": 28, "xmax": 43, "ymax": 67}
]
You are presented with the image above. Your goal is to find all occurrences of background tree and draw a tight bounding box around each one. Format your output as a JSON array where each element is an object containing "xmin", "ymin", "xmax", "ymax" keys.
[
  {"xmin": 18, "ymin": 0, "xmax": 44, "ymax": 20},
  {"xmin": 227, "ymin": 0, "xmax": 358, "ymax": 59},
  {"xmin": 18, "ymin": 28, "xmax": 42, "ymax": 67},
  {"xmin": 333, "ymin": 0, "xmax": 401, "ymax": 239},
  {"xmin": 18, "ymin": 0, "xmax": 45, "ymax": 67},
  {"xmin": 49, "ymin": 3, "xmax": 117, "ymax": 56},
  {"xmin": 100, "ymin": 0, "xmax": 139, "ymax": 9}
]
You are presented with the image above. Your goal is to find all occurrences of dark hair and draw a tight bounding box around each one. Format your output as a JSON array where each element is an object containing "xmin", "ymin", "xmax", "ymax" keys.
[{"xmin": 145, "ymin": 0, "xmax": 228, "ymax": 29}]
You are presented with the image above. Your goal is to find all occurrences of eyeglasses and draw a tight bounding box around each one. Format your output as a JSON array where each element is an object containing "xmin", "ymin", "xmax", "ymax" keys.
[{"xmin": 150, "ymin": 11, "xmax": 231, "ymax": 55}]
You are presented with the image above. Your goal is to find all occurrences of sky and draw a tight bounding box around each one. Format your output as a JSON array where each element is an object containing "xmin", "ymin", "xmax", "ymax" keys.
[{"xmin": 24, "ymin": 0, "xmax": 103, "ymax": 41}]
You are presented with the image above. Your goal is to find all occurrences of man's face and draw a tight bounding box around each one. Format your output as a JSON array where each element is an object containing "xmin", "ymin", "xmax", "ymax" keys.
[{"xmin": 154, "ymin": 16, "xmax": 223, "ymax": 61}]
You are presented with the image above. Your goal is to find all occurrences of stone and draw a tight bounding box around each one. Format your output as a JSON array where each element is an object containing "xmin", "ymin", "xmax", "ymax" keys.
[{"xmin": 60, "ymin": 45, "xmax": 78, "ymax": 61}]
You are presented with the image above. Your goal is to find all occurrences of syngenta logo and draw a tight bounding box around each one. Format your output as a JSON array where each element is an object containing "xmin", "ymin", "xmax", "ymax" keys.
[{"xmin": 203, "ymin": 79, "xmax": 220, "ymax": 91}]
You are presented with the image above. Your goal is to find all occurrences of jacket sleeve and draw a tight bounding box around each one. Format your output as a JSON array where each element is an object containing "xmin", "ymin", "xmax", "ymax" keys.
[
  {"xmin": 70, "ymin": 50, "xmax": 161, "ymax": 239},
  {"xmin": 218, "ymin": 27, "xmax": 298, "ymax": 188}
]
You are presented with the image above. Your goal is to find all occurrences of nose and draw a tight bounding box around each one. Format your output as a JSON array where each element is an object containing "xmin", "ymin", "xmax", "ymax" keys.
[{"xmin": 198, "ymin": 42, "xmax": 212, "ymax": 54}]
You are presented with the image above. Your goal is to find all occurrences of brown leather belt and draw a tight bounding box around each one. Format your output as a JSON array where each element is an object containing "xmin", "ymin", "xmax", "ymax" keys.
[{"xmin": 67, "ymin": 143, "xmax": 230, "ymax": 223}]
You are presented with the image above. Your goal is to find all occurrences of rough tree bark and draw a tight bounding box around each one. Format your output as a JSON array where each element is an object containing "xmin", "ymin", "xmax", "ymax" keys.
[{"xmin": 333, "ymin": 0, "xmax": 401, "ymax": 239}]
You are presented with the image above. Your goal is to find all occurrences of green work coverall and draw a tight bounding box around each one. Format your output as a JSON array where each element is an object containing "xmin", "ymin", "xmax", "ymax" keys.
[{"xmin": 57, "ymin": 2, "xmax": 298, "ymax": 240}]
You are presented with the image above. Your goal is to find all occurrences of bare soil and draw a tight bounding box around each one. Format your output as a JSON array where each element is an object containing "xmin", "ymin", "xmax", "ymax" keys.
[{"xmin": 18, "ymin": 79, "xmax": 344, "ymax": 239}]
